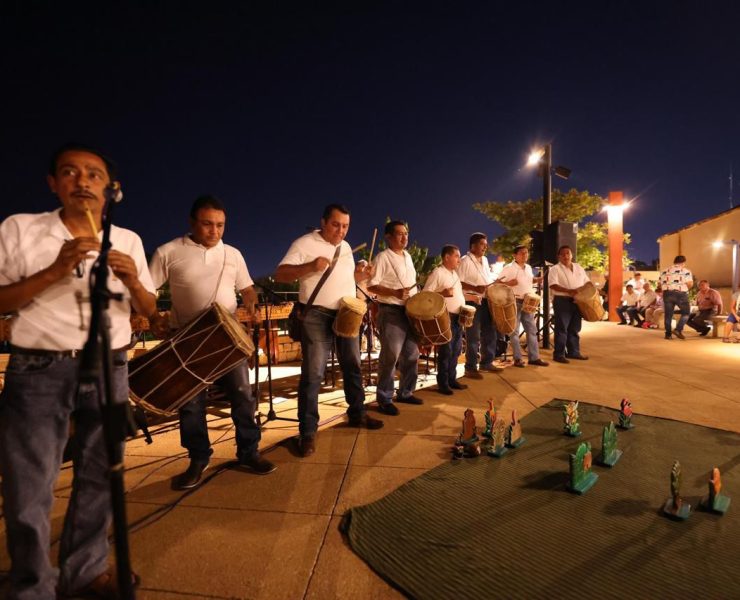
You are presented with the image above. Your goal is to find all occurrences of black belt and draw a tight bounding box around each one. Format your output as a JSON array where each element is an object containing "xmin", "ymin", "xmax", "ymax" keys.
[{"xmin": 10, "ymin": 345, "xmax": 129, "ymax": 359}]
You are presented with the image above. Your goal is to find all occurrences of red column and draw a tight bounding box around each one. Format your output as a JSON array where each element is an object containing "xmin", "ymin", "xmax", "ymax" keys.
[{"xmin": 607, "ymin": 191, "xmax": 624, "ymax": 322}]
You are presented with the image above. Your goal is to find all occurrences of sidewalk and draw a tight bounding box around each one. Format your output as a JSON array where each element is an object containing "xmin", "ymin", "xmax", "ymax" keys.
[{"xmin": 1, "ymin": 321, "xmax": 739, "ymax": 598}]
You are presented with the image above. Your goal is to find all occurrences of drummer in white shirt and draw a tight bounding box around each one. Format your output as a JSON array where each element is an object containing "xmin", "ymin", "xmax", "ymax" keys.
[
  {"xmin": 367, "ymin": 221, "xmax": 422, "ymax": 415},
  {"xmin": 498, "ymin": 245, "xmax": 549, "ymax": 367},
  {"xmin": 548, "ymin": 245, "xmax": 591, "ymax": 363},
  {"xmin": 424, "ymin": 245, "xmax": 467, "ymax": 395},
  {"xmin": 457, "ymin": 233, "xmax": 502, "ymax": 377}
]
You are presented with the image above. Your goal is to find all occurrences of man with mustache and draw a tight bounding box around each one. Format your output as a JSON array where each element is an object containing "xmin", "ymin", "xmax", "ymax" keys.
[{"xmin": 0, "ymin": 144, "xmax": 157, "ymax": 598}]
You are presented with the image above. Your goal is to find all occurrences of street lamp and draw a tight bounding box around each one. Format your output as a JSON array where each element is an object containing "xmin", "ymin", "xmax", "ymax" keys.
[
  {"xmin": 603, "ymin": 192, "xmax": 629, "ymax": 321},
  {"xmin": 712, "ymin": 239, "xmax": 740, "ymax": 294},
  {"xmin": 527, "ymin": 143, "xmax": 571, "ymax": 349}
]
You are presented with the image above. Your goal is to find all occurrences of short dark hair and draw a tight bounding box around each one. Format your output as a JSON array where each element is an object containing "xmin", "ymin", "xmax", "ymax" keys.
[
  {"xmin": 699, "ymin": 279, "xmax": 709, "ymax": 285},
  {"xmin": 322, "ymin": 204, "xmax": 350, "ymax": 220},
  {"xmin": 49, "ymin": 142, "xmax": 117, "ymax": 180},
  {"xmin": 441, "ymin": 244, "xmax": 459, "ymax": 258},
  {"xmin": 626, "ymin": 284, "xmax": 634, "ymax": 289},
  {"xmin": 674, "ymin": 255, "xmax": 686, "ymax": 264},
  {"xmin": 513, "ymin": 245, "xmax": 528, "ymax": 254},
  {"xmin": 635, "ymin": 272, "xmax": 642, "ymax": 277},
  {"xmin": 557, "ymin": 245, "xmax": 573, "ymax": 256},
  {"xmin": 469, "ymin": 232, "xmax": 487, "ymax": 248},
  {"xmin": 190, "ymin": 195, "xmax": 226, "ymax": 219},
  {"xmin": 385, "ymin": 220, "xmax": 407, "ymax": 236}
]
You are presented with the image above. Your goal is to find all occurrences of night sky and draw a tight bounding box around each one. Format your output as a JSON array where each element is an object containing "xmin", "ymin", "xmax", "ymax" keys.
[{"xmin": 2, "ymin": 2, "xmax": 739, "ymax": 277}]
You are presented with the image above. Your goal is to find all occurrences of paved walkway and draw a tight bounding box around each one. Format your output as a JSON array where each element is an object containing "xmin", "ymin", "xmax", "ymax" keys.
[{"xmin": 1, "ymin": 321, "xmax": 739, "ymax": 598}]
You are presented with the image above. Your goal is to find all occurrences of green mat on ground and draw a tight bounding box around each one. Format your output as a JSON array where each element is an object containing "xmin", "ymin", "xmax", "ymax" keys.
[{"xmin": 342, "ymin": 401, "xmax": 740, "ymax": 599}]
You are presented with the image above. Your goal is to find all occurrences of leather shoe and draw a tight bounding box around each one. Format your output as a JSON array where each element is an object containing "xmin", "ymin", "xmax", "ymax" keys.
[
  {"xmin": 480, "ymin": 364, "xmax": 504, "ymax": 373},
  {"xmin": 397, "ymin": 394, "xmax": 423, "ymax": 405},
  {"xmin": 299, "ymin": 437, "xmax": 316, "ymax": 457},
  {"xmin": 465, "ymin": 370, "xmax": 483, "ymax": 379},
  {"xmin": 348, "ymin": 414, "xmax": 384, "ymax": 429},
  {"xmin": 238, "ymin": 454, "xmax": 277, "ymax": 475},
  {"xmin": 59, "ymin": 567, "xmax": 140, "ymax": 599},
  {"xmin": 553, "ymin": 356, "xmax": 570, "ymax": 364},
  {"xmin": 450, "ymin": 381, "xmax": 468, "ymax": 390},
  {"xmin": 513, "ymin": 359, "xmax": 526, "ymax": 368},
  {"xmin": 172, "ymin": 460, "xmax": 209, "ymax": 490},
  {"xmin": 377, "ymin": 402, "xmax": 400, "ymax": 416},
  {"xmin": 528, "ymin": 359, "xmax": 549, "ymax": 366},
  {"xmin": 569, "ymin": 354, "xmax": 589, "ymax": 360},
  {"xmin": 437, "ymin": 386, "xmax": 454, "ymax": 395},
  {"xmin": 699, "ymin": 328, "xmax": 710, "ymax": 337},
  {"xmin": 664, "ymin": 333, "xmax": 672, "ymax": 340},
  {"xmin": 674, "ymin": 331, "xmax": 685, "ymax": 340}
]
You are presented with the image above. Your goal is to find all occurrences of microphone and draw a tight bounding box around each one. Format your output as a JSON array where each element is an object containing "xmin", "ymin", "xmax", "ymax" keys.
[{"xmin": 105, "ymin": 181, "xmax": 123, "ymax": 204}]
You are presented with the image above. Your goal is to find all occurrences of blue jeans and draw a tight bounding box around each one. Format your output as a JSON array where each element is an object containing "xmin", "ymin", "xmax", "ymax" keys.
[
  {"xmin": 298, "ymin": 307, "xmax": 366, "ymax": 437},
  {"xmin": 178, "ymin": 361, "xmax": 261, "ymax": 463},
  {"xmin": 437, "ymin": 314, "xmax": 463, "ymax": 389},
  {"xmin": 509, "ymin": 300, "xmax": 541, "ymax": 361},
  {"xmin": 464, "ymin": 301, "xmax": 497, "ymax": 371},
  {"xmin": 663, "ymin": 290, "xmax": 690, "ymax": 334},
  {"xmin": 553, "ymin": 296, "xmax": 582, "ymax": 358},
  {"xmin": 0, "ymin": 350, "xmax": 128, "ymax": 599},
  {"xmin": 375, "ymin": 305, "xmax": 419, "ymax": 405}
]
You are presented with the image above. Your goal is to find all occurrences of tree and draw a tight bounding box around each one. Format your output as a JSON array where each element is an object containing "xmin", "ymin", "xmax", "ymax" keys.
[{"xmin": 473, "ymin": 188, "xmax": 631, "ymax": 270}]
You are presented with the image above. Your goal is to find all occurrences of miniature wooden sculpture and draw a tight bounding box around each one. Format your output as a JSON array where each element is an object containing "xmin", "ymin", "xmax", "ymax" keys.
[
  {"xmin": 482, "ymin": 399, "xmax": 496, "ymax": 439},
  {"xmin": 568, "ymin": 442, "xmax": 598, "ymax": 494},
  {"xmin": 453, "ymin": 408, "xmax": 481, "ymax": 458},
  {"xmin": 663, "ymin": 460, "xmax": 691, "ymax": 520},
  {"xmin": 562, "ymin": 400, "xmax": 581, "ymax": 437},
  {"xmin": 487, "ymin": 417, "xmax": 508, "ymax": 458},
  {"xmin": 597, "ymin": 422, "xmax": 622, "ymax": 467},
  {"xmin": 506, "ymin": 409, "xmax": 526, "ymax": 448},
  {"xmin": 701, "ymin": 467, "xmax": 731, "ymax": 515},
  {"xmin": 617, "ymin": 397, "xmax": 634, "ymax": 430}
]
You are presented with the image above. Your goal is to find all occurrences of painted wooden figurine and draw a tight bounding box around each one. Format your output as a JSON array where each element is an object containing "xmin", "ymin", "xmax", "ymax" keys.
[
  {"xmin": 482, "ymin": 399, "xmax": 496, "ymax": 439},
  {"xmin": 562, "ymin": 400, "xmax": 581, "ymax": 437},
  {"xmin": 618, "ymin": 397, "xmax": 634, "ymax": 430},
  {"xmin": 701, "ymin": 467, "xmax": 731, "ymax": 515},
  {"xmin": 487, "ymin": 417, "xmax": 508, "ymax": 458},
  {"xmin": 453, "ymin": 408, "xmax": 481, "ymax": 458},
  {"xmin": 506, "ymin": 409, "xmax": 526, "ymax": 448},
  {"xmin": 597, "ymin": 422, "xmax": 622, "ymax": 467},
  {"xmin": 568, "ymin": 442, "xmax": 598, "ymax": 494},
  {"xmin": 663, "ymin": 460, "xmax": 691, "ymax": 520}
]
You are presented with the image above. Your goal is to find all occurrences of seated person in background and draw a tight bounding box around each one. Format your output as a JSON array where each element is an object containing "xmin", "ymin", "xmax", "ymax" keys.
[
  {"xmin": 687, "ymin": 279, "xmax": 723, "ymax": 336},
  {"xmin": 645, "ymin": 286, "xmax": 664, "ymax": 329},
  {"xmin": 722, "ymin": 291, "xmax": 740, "ymax": 342},
  {"xmin": 636, "ymin": 282, "xmax": 657, "ymax": 328},
  {"xmin": 626, "ymin": 272, "xmax": 645, "ymax": 296},
  {"xmin": 599, "ymin": 273, "xmax": 609, "ymax": 313},
  {"xmin": 616, "ymin": 284, "xmax": 640, "ymax": 325}
]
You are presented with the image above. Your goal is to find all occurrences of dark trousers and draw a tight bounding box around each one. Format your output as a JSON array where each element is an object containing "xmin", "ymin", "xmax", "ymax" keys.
[
  {"xmin": 663, "ymin": 290, "xmax": 690, "ymax": 334},
  {"xmin": 687, "ymin": 308, "xmax": 714, "ymax": 333},
  {"xmin": 179, "ymin": 361, "xmax": 261, "ymax": 463},
  {"xmin": 437, "ymin": 314, "xmax": 463, "ymax": 390},
  {"xmin": 553, "ymin": 295, "xmax": 582, "ymax": 359}
]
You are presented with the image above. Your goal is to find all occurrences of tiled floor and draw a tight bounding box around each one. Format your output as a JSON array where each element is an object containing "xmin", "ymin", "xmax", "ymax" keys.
[{"xmin": 2, "ymin": 321, "xmax": 740, "ymax": 598}]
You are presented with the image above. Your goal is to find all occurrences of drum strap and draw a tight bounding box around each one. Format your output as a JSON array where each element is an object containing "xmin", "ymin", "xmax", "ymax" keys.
[{"xmin": 304, "ymin": 244, "xmax": 342, "ymax": 312}]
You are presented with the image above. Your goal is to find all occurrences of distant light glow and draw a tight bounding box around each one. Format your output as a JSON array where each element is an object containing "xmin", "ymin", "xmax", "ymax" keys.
[
  {"xmin": 713, "ymin": 241, "xmax": 724, "ymax": 248},
  {"xmin": 602, "ymin": 200, "xmax": 631, "ymax": 215},
  {"xmin": 527, "ymin": 149, "xmax": 544, "ymax": 166}
]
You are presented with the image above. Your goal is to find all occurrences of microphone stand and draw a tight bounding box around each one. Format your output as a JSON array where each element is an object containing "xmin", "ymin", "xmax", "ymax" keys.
[
  {"xmin": 255, "ymin": 283, "xmax": 298, "ymax": 423},
  {"xmin": 355, "ymin": 285, "xmax": 378, "ymax": 388},
  {"xmin": 77, "ymin": 184, "xmax": 135, "ymax": 600}
]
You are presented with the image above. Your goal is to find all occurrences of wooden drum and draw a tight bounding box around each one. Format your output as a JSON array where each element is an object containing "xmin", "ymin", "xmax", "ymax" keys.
[
  {"xmin": 459, "ymin": 305, "xmax": 477, "ymax": 328},
  {"xmin": 128, "ymin": 303, "xmax": 255, "ymax": 416},
  {"xmin": 332, "ymin": 296, "xmax": 367, "ymax": 338},
  {"xmin": 405, "ymin": 291, "xmax": 452, "ymax": 346},
  {"xmin": 574, "ymin": 281, "xmax": 606, "ymax": 322},
  {"xmin": 486, "ymin": 283, "xmax": 517, "ymax": 335},
  {"xmin": 521, "ymin": 292, "xmax": 541, "ymax": 314}
]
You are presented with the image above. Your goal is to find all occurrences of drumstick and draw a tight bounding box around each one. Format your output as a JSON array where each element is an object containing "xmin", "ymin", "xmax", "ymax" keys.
[
  {"xmin": 352, "ymin": 243, "xmax": 367, "ymax": 254},
  {"xmin": 368, "ymin": 228, "xmax": 378, "ymax": 262},
  {"xmin": 82, "ymin": 201, "xmax": 98, "ymax": 237}
]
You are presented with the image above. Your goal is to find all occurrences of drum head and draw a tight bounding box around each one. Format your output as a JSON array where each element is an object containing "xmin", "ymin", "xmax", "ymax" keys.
[
  {"xmin": 406, "ymin": 291, "xmax": 446, "ymax": 319},
  {"xmin": 486, "ymin": 283, "xmax": 515, "ymax": 306},
  {"xmin": 574, "ymin": 281, "xmax": 597, "ymax": 302},
  {"xmin": 340, "ymin": 296, "xmax": 368, "ymax": 315}
]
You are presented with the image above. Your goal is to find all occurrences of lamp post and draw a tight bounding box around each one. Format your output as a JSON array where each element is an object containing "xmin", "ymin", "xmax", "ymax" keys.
[
  {"xmin": 527, "ymin": 143, "xmax": 570, "ymax": 349},
  {"xmin": 712, "ymin": 239, "xmax": 740, "ymax": 294},
  {"xmin": 605, "ymin": 191, "xmax": 626, "ymax": 322}
]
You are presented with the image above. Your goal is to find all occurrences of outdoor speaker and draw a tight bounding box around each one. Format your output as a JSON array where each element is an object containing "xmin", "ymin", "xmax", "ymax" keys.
[{"xmin": 544, "ymin": 221, "xmax": 577, "ymax": 264}]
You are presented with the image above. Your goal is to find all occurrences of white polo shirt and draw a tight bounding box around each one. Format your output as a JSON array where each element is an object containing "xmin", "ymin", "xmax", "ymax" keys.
[
  {"xmin": 423, "ymin": 266, "xmax": 464, "ymax": 314},
  {"xmin": 621, "ymin": 291, "xmax": 640, "ymax": 307},
  {"xmin": 368, "ymin": 248, "xmax": 418, "ymax": 306},
  {"xmin": 548, "ymin": 261, "xmax": 590, "ymax": 297},
  {"xmin": 0, "ymin": 209, "xmax": 154, "ymax": 350},
  {"xmin": 150, "ymin": 236, "xmax": 253, "ymax": 328},
  {"xmin": 498, "ymin": 261, "xmax": 535, "ymax": 299},
  {"xmin": 457, "ymin": 253, "xmax": 493, "ymax": 303},
  {"xmin": 279, "ymin": 231, "xmax": 356, "ymax": 310}
]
